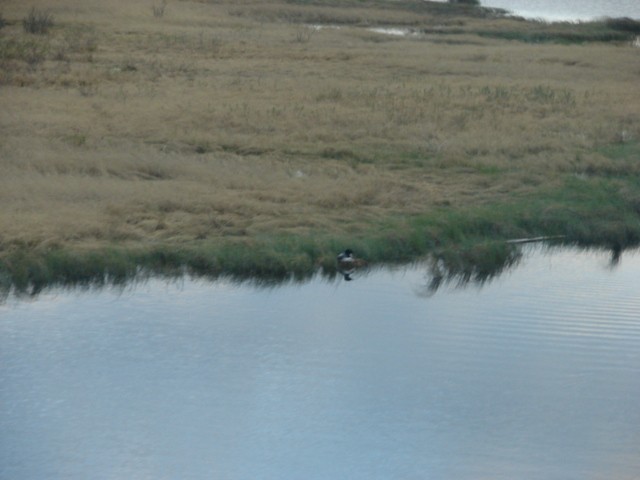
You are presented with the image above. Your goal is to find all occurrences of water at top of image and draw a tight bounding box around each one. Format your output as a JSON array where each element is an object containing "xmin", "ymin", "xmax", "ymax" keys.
[{"xmin": 479, "ymin": 0, "xmax": 640, "ymax": 21}]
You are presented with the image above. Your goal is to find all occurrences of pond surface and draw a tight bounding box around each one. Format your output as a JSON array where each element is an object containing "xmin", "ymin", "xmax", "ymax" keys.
[
  {"xmin": 478, "ymin": 0, "xmax": 640, "ymax": 21},
  {"xmin": 1, "ymin": 247, "xmax": 640, "ymax": 480}
]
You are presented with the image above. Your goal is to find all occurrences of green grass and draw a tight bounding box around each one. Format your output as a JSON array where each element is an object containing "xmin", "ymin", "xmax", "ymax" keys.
[
  {"xmin": 3, "ymin": 173, "xmax": 639, "ymax": 297},
  {"xmin": 474, "ymin": 19, "xmax": 640, "ymax": 44},
  {"xmin": 477, "ymin": 29, "xmax": 630, "ymax": 44},
  {"xmin": 598, "ymin": 141, "xmax": 640, "ymax": 162},
  {"xmin": 420, "ymin": 15, "xmax": 640, "ymax": 44},
  {"xmin": 285, "ymin": 0, "xmax": 496, "ymax": 16}
]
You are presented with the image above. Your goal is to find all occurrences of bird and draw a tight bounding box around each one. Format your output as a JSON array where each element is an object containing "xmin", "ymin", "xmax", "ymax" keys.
[
  {"xmin": 336, "ymin": 249, "xmax": 366, "ymax": 281},
  {"xmin": 336, "ymin": 248, "xmax": 355, "ymax": 264}
]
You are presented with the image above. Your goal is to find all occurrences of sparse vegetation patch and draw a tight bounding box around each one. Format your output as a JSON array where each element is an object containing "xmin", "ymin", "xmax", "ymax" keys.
[
  {"xmin": 152, "ymin": 0, "xmax": 167, "ymax": 19},
  {"xmin": 22, "ymin": 7, "xmax": 54, "ymax": 35}
]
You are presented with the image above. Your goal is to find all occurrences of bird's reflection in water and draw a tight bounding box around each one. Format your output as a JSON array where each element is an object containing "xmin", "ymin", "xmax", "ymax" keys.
[{"xmin": 339, "ymin": 267, "xmax": 356, "ymax": 282}]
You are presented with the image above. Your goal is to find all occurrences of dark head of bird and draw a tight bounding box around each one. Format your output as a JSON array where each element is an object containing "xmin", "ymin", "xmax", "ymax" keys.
[{"xmin": 337, "ymin": 249, "xmax": 354, "ymax": 262}]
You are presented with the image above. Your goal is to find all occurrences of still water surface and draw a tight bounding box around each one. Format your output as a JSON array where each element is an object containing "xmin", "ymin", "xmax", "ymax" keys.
[
  {"xmin": 1, "ymin": 247, "xmax": 640, "ymax": 479},
  {"xmin": 478, "ymin": 0, "xmax": 640, "ymax": 21}
]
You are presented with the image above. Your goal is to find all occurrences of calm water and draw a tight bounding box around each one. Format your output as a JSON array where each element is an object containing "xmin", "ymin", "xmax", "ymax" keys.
[
  {"xmin": 479, "ymin": 0, "xmax": 640, "ymax": 21},
  {"xmin": 1, "ymin": 247, "xmax": 640, "ymax": 480}
]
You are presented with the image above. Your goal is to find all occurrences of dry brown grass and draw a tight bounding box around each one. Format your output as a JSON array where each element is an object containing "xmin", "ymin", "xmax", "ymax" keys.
[{"xmin": 1, "ymin": 0, "xmax": 639, "ymax": 254}]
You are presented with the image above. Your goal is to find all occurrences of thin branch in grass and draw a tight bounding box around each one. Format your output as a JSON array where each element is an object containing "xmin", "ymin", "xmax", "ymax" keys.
[{"xmin": 294, "ymin": 25, "xmax": 315, "ymax": 43}]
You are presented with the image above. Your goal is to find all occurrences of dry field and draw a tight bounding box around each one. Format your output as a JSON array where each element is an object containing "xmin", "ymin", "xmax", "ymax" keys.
[{"xmin": 1, "ymin": 0, "xmax": 639, "ymax": 282}]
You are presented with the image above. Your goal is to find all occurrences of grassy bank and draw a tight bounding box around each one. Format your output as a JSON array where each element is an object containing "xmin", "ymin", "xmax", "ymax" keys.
[
  {"xmin": 1, "ymin": 0, "xmax": 639, "ymax": 294},
  {"xmin": 3, "ymin": 173, "xmax": 640, "ymax": 296}
]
